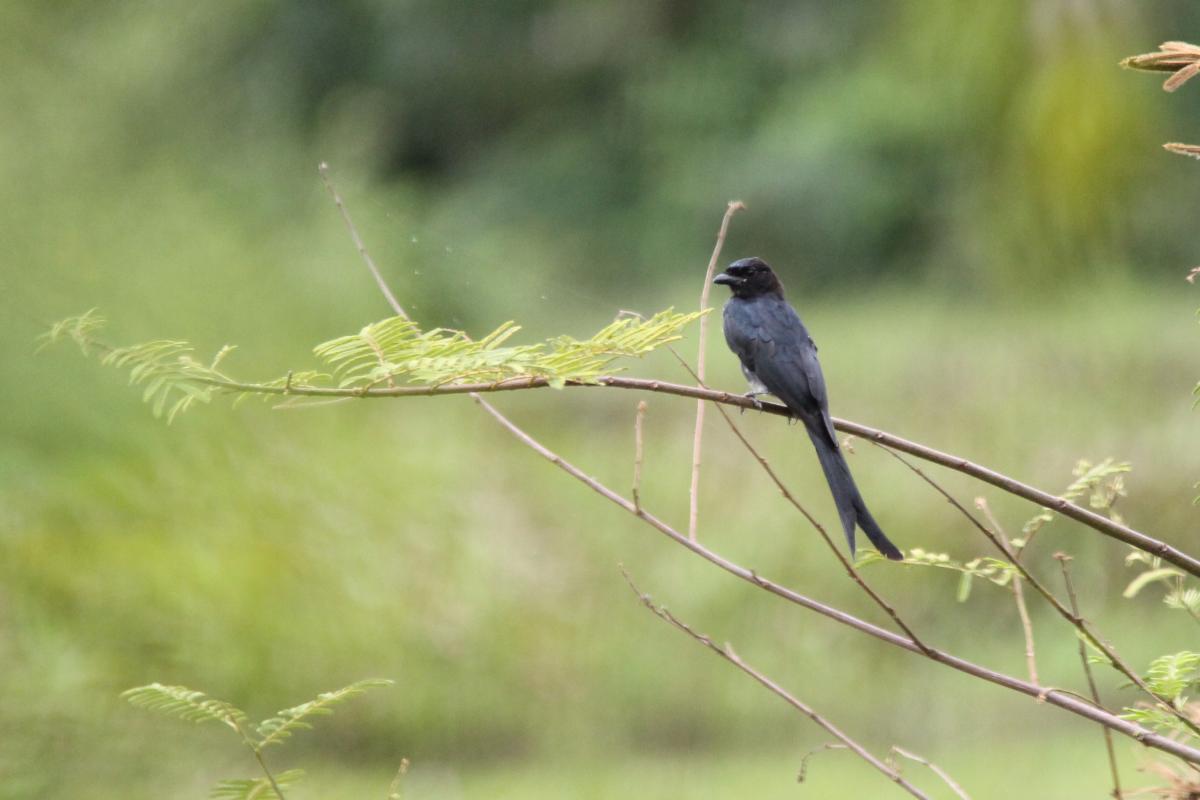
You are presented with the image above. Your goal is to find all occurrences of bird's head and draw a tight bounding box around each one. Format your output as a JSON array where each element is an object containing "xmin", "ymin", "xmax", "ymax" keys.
[{"xmin": 713, "ymin": 257, "xmax": 784, "ymax": 299}]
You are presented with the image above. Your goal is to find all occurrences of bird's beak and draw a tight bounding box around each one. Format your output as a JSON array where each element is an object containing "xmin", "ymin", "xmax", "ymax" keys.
[{"xmin": 713, "ymin": 273, "xmax": 736, "ymax": 286}]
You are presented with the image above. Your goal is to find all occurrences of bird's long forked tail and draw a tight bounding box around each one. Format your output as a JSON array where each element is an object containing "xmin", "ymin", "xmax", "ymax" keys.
[{"xmin": 805, "ymin": 426, "xmax": 904, "ymax": 561}]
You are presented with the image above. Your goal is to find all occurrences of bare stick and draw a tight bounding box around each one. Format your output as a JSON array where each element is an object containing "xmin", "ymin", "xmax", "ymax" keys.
[
  {"xmin": 319, "ymin": 164, "xmax": 560, "ymax": 525},
  {"xmin": 1056, "ymin": 554, "xmax": 1124, "ymax": 800},
  {"xmin": 880, "ymin": 446, "xmax": 1200, "ymax": 740},
  {"xmin": 178, "ymin": 370, "xmax": 1200, "ymax": 580},
  {"xmin": 632, "ymin": 401, "xmax": 647, "ymax": 512},
  {"xmin": 252, "ymin": 748, "xmax": 287, "ymax": 799},
  {"xmin": 319, "ymin": 162, "xmax": 408, "ymax": 320},
  {"xmin": 472, "ymin": 393, "xmax": 1200, "ymax": 764},
  {"xmin": 386, "ymin": 757, "xmax": 409, "ymax": 800},
  {"xmin": 688, "ymin": 200, "xmax": 745, "ymax": 542},
  {"xmin": 796, "ymin": 743, "xmax": 847, "ymax": 783},
  {"xmin": 889, "ymin": 746, "xmax": 973, "ymax": 800},
  {"xmin": 977, "ymin": 497, "xmax": 1038, "ymax": 685},
  {"xmin": 622, "ymin": 569, "xmax": 932, "ymax": 800}
]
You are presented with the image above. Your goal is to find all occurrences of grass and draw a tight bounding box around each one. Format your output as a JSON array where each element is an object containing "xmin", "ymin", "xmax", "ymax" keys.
[{"xmin": 239, "ymin": 734, "xmax": 1147, "ymax": 799}]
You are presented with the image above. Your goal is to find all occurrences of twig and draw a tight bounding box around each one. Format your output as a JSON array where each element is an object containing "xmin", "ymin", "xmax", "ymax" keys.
[
  {"xmin": 472, "ymin": 393, "xmax": 1200, "ymax": 764},
  {"xmin": 319, "ymin": 162, "xmax": 555, "ymax": 531},
  {"xmin": 252, "ymin": 747, "xmax": 287, "ymax": 800},
  {"xmin": 231, "ymin": 717, "xmax": 287, "ymax": 800},
  {"xmin": 622, "ymin": 569, "xmax": 932, "ymax": 800},
  {"xmin": 386, "ymin": 757, "xmax": 409, "ymax": 800},
  {"xmin": 633, "ymin": 401, "xmax": 647, "ymax": 512},
  {"xmin": 880, "ymin": 446, "xmax": 1200, "ymax": 740},
  {"xmin": 888, "ymin": 746, "xmax": 973, "ymax": 800},
  {"xmin": 319, "ymin": 162, "xmax": 408, "ymax": 320},
  {"xmin": 796, "ymin": 743, "xmax": 847, "ymax": 783},
  {"xmin": 688, "ymin": 200, "xmax": 744, "ymax": 542},
  {"xmin": 667, "ymin": 346, "xmax": 930, "ymax": 653},
  {"xmin": 1056, "ymin": 554, "xmax": 1124, "ymax": 800},
  {"xmin": 177, "ymin": 370, "xmax": 1200, "ymax": 580},
  {"xmin": 977, "ymin": 497, "xmax": 1038, "ymax": 685}
]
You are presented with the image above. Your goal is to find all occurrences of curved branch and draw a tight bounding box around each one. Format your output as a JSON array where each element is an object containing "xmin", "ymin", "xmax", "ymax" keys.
[
  {"xmin": 198, "ymin": 373, "xmax": 1200, "ymax": 579},
  {"xmin": 624, "ymin": 570, "xmax": 932, "ymax": 799},
  {"xmin": 473, "ymin": 395, "xmax": 1200, "ymax": 766}
]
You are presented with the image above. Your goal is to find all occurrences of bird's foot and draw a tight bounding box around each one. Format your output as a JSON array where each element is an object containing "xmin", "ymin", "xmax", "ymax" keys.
[{"xmin": 741, "ymin": 392, "xmax": 765, "ymax": 414}]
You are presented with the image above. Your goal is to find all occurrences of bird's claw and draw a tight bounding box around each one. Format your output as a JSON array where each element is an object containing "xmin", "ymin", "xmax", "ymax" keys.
[{"xmin": 742, "ymin": 392, "xmax": 765, "ymax": 414}]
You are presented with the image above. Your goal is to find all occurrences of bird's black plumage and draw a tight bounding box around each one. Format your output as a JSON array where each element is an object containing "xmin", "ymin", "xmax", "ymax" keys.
[{"xmin": 713, "ymin": 257, "xmax": 903, "ymax": 560}]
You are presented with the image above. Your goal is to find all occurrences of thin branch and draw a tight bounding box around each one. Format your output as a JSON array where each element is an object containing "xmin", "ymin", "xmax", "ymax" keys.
[
  {"xmin": 318, "ymin": 164, "xmax": 564, "ymax": 553},
  {"xmin": 666, "ymin": 345, "xmax": 930, "ymax": 652},
  {"xmin": 174, "ymin": 370, "xmax": 1200, "ymax": 580},
  {"xmin": 386, "ymin": 757, "xmax": 409, "ymax": 800},
  {"xmin": 472, "ymin": 393, "xmax": 1200, "ymax": 765},
  {"xmin": 880, "ymin": 446, "xmax": 1200, "ymax": 741},
  {"xmin": 977, "ymin": 497, "xmax": 1038, "ymax": 685},
  {"xmin": 688, "ymin": 200, "xmax": 744, "ymax": 542},
  {"xmin": 889, "ymin": 746, "xmax": 973, "ymax": 800},
  {"xmin": 319, "ymin": 162, "xmax": 408, "ymax": 320},
  {"xmin": 252, "ymin": 747, "xmax": 287, "ymax": 800},
  {"xmin": 622, "ymin": 569, "xmax": 932, "ymax": 800},
  {"xmin": 632, "ymin": 400, "xmax": 647, "ymax": 513},
  {"xmin": 796, "ymin": 743, "xmax": 847, "ymax": 783},
  {"xmin": 1056, "ymin": 554, "xmax": 1124, "ymax": 800}
]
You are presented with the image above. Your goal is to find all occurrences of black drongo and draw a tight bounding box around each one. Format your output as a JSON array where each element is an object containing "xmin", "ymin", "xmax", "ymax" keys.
[{"xmin": 713, "ymin": 257, "xmax": 903, "ymax": 560}]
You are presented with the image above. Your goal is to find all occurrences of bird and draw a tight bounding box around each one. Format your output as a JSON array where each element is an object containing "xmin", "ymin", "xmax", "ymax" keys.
[{"xmin": 713, "ymin": 257, "xmax": 903, "ymax": 561}]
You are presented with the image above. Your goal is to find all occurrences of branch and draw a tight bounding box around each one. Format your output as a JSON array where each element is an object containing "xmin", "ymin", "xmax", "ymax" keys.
[
  {"xmin": 888, "ymin": 746, "xmax": 973, "ymax": 800},
  {"xmin": 977, "ymin": 497, "xmax": 1038, "ymax": 685},
  {"xmin": 632, "ymin": 400, "xmax": 647, "ymax": 512},
  {"xmin": 161, "ymin": 369, "xmax": 1200, "ymax": 580},
  {"xmin": 622, "ymin": 569, "xmax": 933, "ymax": 800},
  {"xmin": 880, "ymin": 446, "xmax": 1200, "ymax": 741},
  {"xmin": 472, "ymin": 393, "xmax": 1200, "ymax": 765},
  {"xmin": 319, "ymin": 162, "xmax": 408, "ymax": 320},
  {"xmin": 1056, "ymin": 554, "xmax": 1124, "ymax": 800},
  {"xmin": 688, "ymin": 200, "xmax": 744, "ymax": 542}
]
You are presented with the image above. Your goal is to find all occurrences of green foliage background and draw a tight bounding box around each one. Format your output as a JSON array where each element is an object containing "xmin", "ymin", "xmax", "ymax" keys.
[{"xmin": 3, "ymin": 2, "xmax": 1200, "ymax": 797}]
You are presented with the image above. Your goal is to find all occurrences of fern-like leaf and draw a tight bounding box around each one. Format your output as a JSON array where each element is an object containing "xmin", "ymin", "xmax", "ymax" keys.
[
  {"xmin": 46, "ymin": 307, "xmax": 705, "ymax": 418},
  {"xmin": 871, "ymin": 548, "xmax": 1015, "ymax": 602},
  {"xmin": 38, "ymin": 308, "xmax": 107, "ymax": 354},
  {"xmin": 210, "ymin": 769, "xmax": 304, "ymax": 800},
  {"xmin": 256, "ymin": 679, "xmax": 393, "ymax": 748},
  {"xmin": 101, "ymin": 340, "xmax": 234, "ymax": 422},
  {"xmin": 121, "ymin": 683, "xmax": 248, "ymax": 730},
  {"xmin": 312, "ymin": 309, "xmax": 703, "ymax": 390},
  {"xmin": 1144, "ymin": 651, "xmax": 1200, "ymax": 704},
  {"xmin": 1023, "ymin": 458, "xmax": 1130, "ymax": 536}
]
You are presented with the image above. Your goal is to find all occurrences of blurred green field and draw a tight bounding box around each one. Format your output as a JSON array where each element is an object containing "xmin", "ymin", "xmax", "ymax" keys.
[
  {"xmin": 4, "ymin": 2, "xmax": 1200, "ymax": 798},
  {"xmin": 7, "ymin": 285, "xmax": 1199, "ymax": 797}
]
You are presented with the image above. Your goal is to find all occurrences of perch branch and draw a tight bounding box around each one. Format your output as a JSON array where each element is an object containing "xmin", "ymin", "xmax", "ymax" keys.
[{"xmin": 180, "ymin": 371, "xmax": 1200, "ymax": 580}]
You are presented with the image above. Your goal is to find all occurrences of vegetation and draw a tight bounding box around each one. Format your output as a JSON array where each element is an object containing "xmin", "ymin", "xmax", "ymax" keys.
[{"xmin": 7, "ymin": 3, "xmax": 1200, "ymax": 798}]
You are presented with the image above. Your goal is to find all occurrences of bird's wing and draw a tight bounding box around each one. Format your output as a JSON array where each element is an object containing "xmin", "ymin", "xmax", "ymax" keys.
[{"xmin": 739, "ymin": 300, "xmax": 838, "ymax": 445}]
